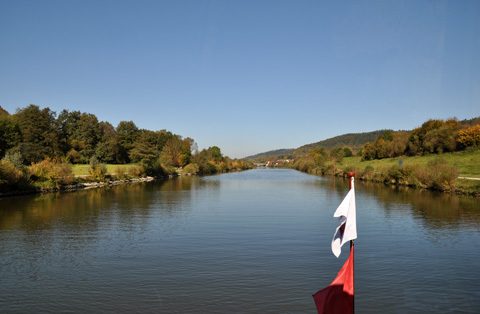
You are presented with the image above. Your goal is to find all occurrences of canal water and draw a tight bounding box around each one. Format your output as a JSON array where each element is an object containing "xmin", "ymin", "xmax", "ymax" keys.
[{"xmin": 1, "ymin": 169, "xmax": 479, "ymax": 313}]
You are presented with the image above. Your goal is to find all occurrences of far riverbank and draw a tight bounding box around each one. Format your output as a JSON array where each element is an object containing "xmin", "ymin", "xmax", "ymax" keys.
[
  {"xmin": 0, "ymin": 169, "xmax": 250, "ymax": 199},
  {"xmin": 278, "ymin": 149, "xmax": 480, "ymax": 197}
]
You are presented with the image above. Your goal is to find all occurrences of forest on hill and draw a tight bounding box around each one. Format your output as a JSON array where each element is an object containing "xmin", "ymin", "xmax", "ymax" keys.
[
  {"xmin": 245, "ymin": 130, "xmax": 390, "ymax": 161},
  {"xmin": 0, "ymin": 104, "xmax": 252, "ymax": 192},
  {"xmin": 293, "ymin": 130, "xmax": 389, "ymax": 155},
  {"xmin": 245, "ymin": 148, "xmax": 295, "ymax": 161},
  {"xmin": 250, "ymin": 116, "xmax": 480, "ymax": 162}
]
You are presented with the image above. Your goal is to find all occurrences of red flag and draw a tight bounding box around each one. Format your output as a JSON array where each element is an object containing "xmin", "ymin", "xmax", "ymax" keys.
[{"xmin": 313, "ymin": 245, "xmax": 354, "ymax": 314}]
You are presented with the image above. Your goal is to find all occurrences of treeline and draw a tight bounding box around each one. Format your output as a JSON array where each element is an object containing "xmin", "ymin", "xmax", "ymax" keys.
[
  {"xmin": 245, "ymin": 148, "xmax": 295, "ymax": 161},
  {"xmin": 287, "ymin": 146, "xmax": 353, "ymax": 173},
  {"xmin": 285, "ymin": 117, "xmax": 479, "ymax": 172},
  {"xmin": 275, "ymin": 117, "xmax": 479, "ymax": 161},
  {"xmin": 361, "ymin": 118, "xmax": 480, "ymax": 160},
  {"xmin": 0, "ymin": 104, "xmax": 253, "ymax": 191}
]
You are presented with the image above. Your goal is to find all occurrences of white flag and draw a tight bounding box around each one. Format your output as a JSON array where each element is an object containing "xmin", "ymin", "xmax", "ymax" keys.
[{"xmin": 331, "ymin": 178, "xmax": 357, "ymax": 257}]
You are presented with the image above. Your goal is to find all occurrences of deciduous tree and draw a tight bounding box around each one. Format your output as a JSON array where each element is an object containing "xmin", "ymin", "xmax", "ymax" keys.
[
  {"xmin": 14, "ymin": 104, "xmax": 58, "ymax": 163},
  {"xmin": 95, "ymin": 121, "xmax": 119, "ymax": 163},
  {"xmin": 116, "ymin": 121, "xmax": 139, "ymax": 163},
  {"xmin": 361, "ymin": 142, "xmax": 376, "ymax": 161},
  {"xmin": 458, "ymin": 124, "xmax": 480, "ymax": 148},
  {"xmin": 129, "ymin": 131, "xmax": 157, "ymax": 164},
  {"xmin": 0, "ymin": 115, "xmax": 21, "ymax": 158},
  {"xmin": 56, "ymin": 109, "xmax": 81, "ymax": 156},
  {"xmin": 71, "ymin": 113, "xmax": 101, "ymax": 162}
]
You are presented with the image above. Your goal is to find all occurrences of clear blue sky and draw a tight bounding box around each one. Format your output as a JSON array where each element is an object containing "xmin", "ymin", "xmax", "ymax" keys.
[{"xmin": 1, "ymin": 0, "xmax": 479, "ymax": 158}]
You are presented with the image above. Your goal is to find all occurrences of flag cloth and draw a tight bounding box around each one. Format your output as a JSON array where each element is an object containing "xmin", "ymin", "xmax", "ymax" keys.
[
  {"xmin": 331, "ymin": 178, "xmax": 357, "ymax": 257},
  {"xmin": 313, "ymin": 245, "xmax": 354, "ymax": 314}
]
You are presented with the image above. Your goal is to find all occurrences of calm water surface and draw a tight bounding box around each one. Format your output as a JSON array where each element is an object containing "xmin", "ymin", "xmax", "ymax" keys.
[{"xmin": 1, "ymin": 169, "xmax": 479, "ymax": 313}]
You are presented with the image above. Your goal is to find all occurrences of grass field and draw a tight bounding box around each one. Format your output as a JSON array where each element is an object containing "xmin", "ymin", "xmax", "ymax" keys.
[
  {"xmin": 72, "ymin": 164, "xmax": 139, "ymax": 176},
  {"xmin": 342, "ymin": 148, "xmax": 480, "ymax": 178}
]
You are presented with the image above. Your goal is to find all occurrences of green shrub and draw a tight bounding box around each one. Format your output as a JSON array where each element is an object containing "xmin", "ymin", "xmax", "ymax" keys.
[
  {"xmin": 114, "ymin": 166, "xmax": 127, "ymax": 179},
  {"xmin": 28, "ymin": 157, "xmax": 74, "ymax": 188},
  {"xmin": 183, "ymin": 163, "xmax": 200, "ymax": 175},
  {"xmin": 398, "ymin": 164, "xmax": 422, "ymax": 187},
  {"xmin": 127, "ymin": 165, "xmax": 145, "ymax": 177},
  {"xmin": 387, "ymin": 165, "xmax": 402, "ymax": 182},
  {"xmin": 89, "ymin": 164, "xmax": 107, "ymax": 181},
  {"xmin": 322, "ymin": 161, "xmax": 336, "ymax": 175},
  {"xmin": 359, "ymin": 165, "xmax": 376, "ymax": 181},
  {"xmin": 143, "ymin": 159, "xmax": 169, "ymax": 177},
  {"xmin": 295, "ymin": 158, "xmax": 316, "ymax": 172},
  {"xmin": 383, "ymin": 158, "xmax": 459, "ymax": 191},
  {"xmin": 89, "ymin": 156, "xmax": 108, "ymax": 181},
  {"xmin": 424, "ymin": 158, "xmax": 459, "ymax": 191},
  {"xmin": 0, "ymin": 160, "xmax": 23, "ymax": 187},
  {"xmin": 3, "ymin": 151, "xmax": 24, "ymax": 169},
  {"xmin": 364, "ymin": 165, "xmax": 374, "ymax": 173},
  {"xmin": 204, "ymin": 162, "xmax": 216, "ymax": 174},
  {"xmin": 310, "ymin": 166, "xmax": 323, "ymax": 175}
]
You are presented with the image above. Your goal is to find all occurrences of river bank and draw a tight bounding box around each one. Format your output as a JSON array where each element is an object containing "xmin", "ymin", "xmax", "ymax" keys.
[
  {"xmin": 0, "ymin": 176, "xmax": 157, "ymax": 198},
  {"xmin": 325, "ymin": 168, "xmax": 480, "ymax": 197},
  {"xmin": 0, "ymin": 168, "xmax": 250, "ymax": 198},
  {"xmin": 285, "ymin": 149, "xmax": 480, "ymax": 197}
]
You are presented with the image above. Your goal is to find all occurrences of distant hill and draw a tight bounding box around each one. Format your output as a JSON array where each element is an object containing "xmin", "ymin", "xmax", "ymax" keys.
[
  {"xmin": 247, "ymin": 130, "xmax": 391, "ymax": 161},
  {"xmin": 293, "ymin": 129, "xmax": 390, "ymax": 155},
  {"xmin": 245, "ymin": 148, "xmax": 295, "ymax": 160}
]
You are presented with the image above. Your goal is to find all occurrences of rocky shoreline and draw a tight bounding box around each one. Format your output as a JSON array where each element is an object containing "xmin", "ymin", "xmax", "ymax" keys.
[
  {"xmin": 62, "ymin": 176, "xmax": 156, "ymax": 190},
  {"xmin": 0, "ymin": 176, "xmax": 158, "ymax": 198}
]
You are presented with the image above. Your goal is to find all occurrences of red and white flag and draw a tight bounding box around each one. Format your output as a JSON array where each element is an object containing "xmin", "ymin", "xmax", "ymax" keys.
[
  {"xmin": 313, "ymin": 245, "xmax": 354, "ymax": 314},
  {"xmin": 331, "ymin": 178, "xmax": 357, "ymax": 257}
]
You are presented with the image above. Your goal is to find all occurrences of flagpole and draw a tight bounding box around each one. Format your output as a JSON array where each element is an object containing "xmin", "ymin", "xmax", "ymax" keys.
[
  {"xmin": 347, "ymin": 172, "xmax": 355, "ymax": 314},
  {"xmin": 314, "ymin": 171, "xmax": 357, "ymax": 313}
]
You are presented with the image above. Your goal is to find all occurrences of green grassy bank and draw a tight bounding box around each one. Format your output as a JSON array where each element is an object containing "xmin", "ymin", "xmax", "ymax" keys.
[
  {"xmin": 290, "ymin": 148, "xmax": 479, "ymax": 196},
  {"xmin": 342, "ymin": 148, "xmax": 480, "ymax": 178},
  {"xmin": 340, "ymin": 149, "xmax": 480, "ymax": 196},
  {"xmin": 72, "ymin": 164, "xmax": 139, "ymax": 176}
]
